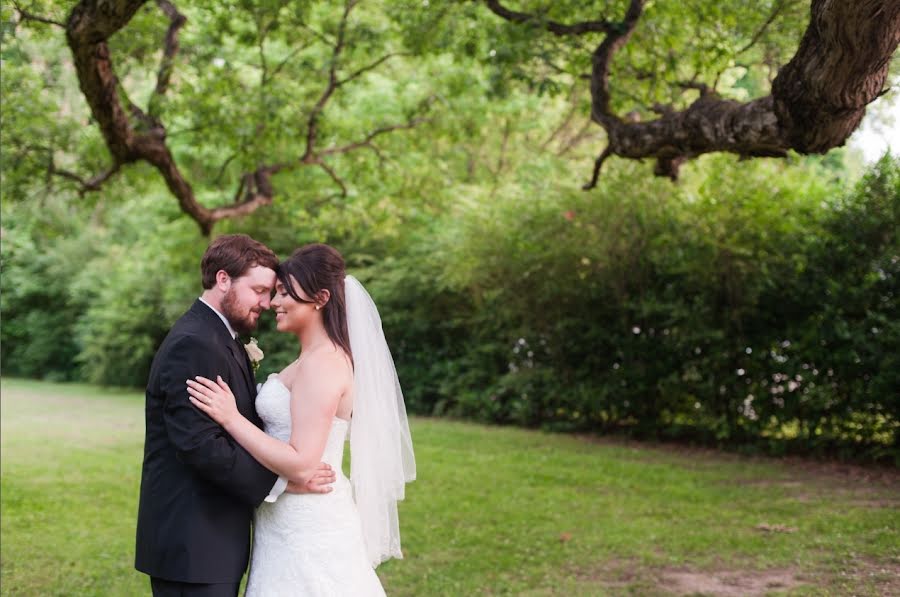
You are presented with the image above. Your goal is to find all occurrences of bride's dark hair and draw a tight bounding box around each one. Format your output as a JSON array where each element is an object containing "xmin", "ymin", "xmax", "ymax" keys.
[{"xmin": 277, "ymin": 243, "xmax": 353, "ymax": 366}]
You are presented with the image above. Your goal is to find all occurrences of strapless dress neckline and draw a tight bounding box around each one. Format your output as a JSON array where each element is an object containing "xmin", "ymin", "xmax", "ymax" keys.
[{"xmin": 264, "ymin": 374, "xmax": 350, "ymax": 425}]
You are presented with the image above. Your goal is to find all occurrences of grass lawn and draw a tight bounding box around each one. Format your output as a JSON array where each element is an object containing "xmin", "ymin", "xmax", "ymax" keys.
[{"xmin": 1, "ymin": 378, "xmax": 897, "ymax": 596}]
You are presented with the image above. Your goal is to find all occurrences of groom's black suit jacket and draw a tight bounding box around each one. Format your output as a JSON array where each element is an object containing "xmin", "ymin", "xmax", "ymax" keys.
[{"xmin": 135, "ymin": 300, "xmax": 277, "ymax": 584}]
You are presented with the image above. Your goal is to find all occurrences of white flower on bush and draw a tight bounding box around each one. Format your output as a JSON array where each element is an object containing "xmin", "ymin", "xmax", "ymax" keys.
[{"xmin": 244, "ymin": 337, "xmax": 264, "ymax": 372}]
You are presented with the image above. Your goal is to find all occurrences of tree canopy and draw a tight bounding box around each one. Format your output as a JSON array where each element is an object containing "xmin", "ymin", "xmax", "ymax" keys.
[{"xmin": 4, "ymin": 0, "xmax": 898, "ymax": 233}]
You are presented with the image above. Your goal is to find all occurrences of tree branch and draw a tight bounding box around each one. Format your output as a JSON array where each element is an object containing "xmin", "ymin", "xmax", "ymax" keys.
[
  {"xmin": 47, "ymin": 157, "xmax": 121, "ymax": 195},
  {"xmin": 149, "ymin": 0, "xmax": 186, "ymax": 117},
  {"xmin": 317, "ymin": 161, "xmax": 348, "ymax": 196},
  {"xmin": 582, "ymin": 146, "xmax": 612, "ymax": 190},
  {"xmin": 541, "ymin": 84, "xmax": 581, "ymax": 150},
  {"xmin": 738, "ymin": 0, "xmax": 788, "ymax": 55},
  {"xmin": 487, "ymin": 0, "xmax": 900, "ymax": 185},
  {"xmin": 556, "ymin": 119, "xmax": 597, "ymax": 157},
  {"xmin": 319, "ymin": 117, "xmax": 428, "ymax": 157},
  {"xmin": 12, "ymin": 2, "xmax": 65, "ymax": 28},
  {"xmin": 588, "ymin": 0, "xmax": 645, "ymax": 125},
  {"xmin": 296, "ymin": 19, "xmax": 334, "ymax": 46},
  {"xmin": 336, "ymin": 52, "xmax": 407, "ymax": 87},
  {"xmin": 214, "ymin": 153, "xmax": 238, "ymax": 184},
  {"xmin": 269, "ymin": 43, "xmax": 313, "ymax": 80},
  {"xmin": 770, "ymin": 0, "xmax": 900, "ymax": 153},
  {"xmin": 58, "ymin": 0, "xmax": 427, "ymax": 234},
  {"xmin": 207, "ymin": 194, "xmax": 274, "ymax": 225},
  {"xmin": 484, "ymin": 0, "xmax": 614, "ymax": 36},
  {"xmin": 303, "ymin": 0, "xmax": 356, "ymax": 160}
]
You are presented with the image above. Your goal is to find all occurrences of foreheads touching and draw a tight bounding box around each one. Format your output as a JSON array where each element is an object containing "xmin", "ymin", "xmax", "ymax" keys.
[
  {"xmin": 276, "ymin": 243, "xmax": 353, "ymax": 363},
  {"xmin": 200, "ymin": 234, "xmax": 279, "ymax": 290},
  {"xmin": 276, "ymin": 244, "xmax": 345, "ymax": 307},
  {"xmin": 200, "ymin": 234, "xmax": 279, "ymax": 334}
]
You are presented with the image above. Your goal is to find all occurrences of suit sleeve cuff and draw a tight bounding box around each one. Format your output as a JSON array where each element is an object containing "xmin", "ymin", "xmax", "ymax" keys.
[{"xmin": 263, "ymin": 476, "xmax": 288, "ymax": 503}]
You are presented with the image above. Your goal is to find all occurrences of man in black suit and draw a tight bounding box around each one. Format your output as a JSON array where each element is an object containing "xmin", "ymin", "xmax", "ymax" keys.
[{"xmin": 135, "ymin": 235, "xmax": 335, "ymax": 597}]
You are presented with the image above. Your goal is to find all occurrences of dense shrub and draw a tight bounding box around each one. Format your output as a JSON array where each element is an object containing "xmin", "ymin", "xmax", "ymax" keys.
[
  {"xmin": 1, "ymin": 202, "xmax": 95, "ymax": 381},
  {"xmin": 1, "ymin": 192, "xmax": 205, "ymax": 386},
  {"xmin": 377, "ymin": 156, "xmax": 899, "ymax": 461}
]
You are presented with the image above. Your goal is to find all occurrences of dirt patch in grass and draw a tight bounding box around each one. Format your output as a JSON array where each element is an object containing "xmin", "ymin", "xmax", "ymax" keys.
[
  {"xmin": 657, "ymin": 566, "xmax": 803, "ymax": 596},
  {"xmin": 563, "ymin": 561, "xmax": 807, "ymax": 596},
  {"xmin": 564, "ymin": 557, "xmax": 900, "ymax": 596},
  {"xmin": 651, "ymin": 557, "xmax": 900, "ymax": 597},
  {"xmin": 827, "ymin": 556, "xmax": 900, "ymax": 596},
  {"xmin": 564, "ymin": 557, "xmax": 633, "ymax": 583}
]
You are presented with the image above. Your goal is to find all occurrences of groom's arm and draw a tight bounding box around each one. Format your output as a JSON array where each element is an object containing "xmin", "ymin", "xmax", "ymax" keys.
[{"xmin": 159, "ymin": 334, "xmax": 277, "ymax": 507}]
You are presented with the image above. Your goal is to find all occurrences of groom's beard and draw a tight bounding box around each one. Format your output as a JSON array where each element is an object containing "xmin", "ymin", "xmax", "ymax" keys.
[{"xmin": 221, "ymin": 288, "xmax": 262, "ymax": 336}]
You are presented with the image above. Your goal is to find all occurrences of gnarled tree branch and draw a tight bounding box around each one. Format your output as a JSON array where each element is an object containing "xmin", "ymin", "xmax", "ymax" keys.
[
  {"xmin": 485, "ymin": 0, "xmax": 900, "ymax": 186},
  {"xmin": 62, "ymin": 0, "xmax": 425, "ymax": 235}
]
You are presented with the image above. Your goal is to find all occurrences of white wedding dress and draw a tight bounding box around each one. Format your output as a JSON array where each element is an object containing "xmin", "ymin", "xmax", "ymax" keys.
[{"xmin": 245, "ymin": 376, "xmax": 386, "ymax": 597}]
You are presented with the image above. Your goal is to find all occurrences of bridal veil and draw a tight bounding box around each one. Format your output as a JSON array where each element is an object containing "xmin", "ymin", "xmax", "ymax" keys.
[{"xmin": 344, "ymin": 275, "xmax": 416, "ymax": 567}]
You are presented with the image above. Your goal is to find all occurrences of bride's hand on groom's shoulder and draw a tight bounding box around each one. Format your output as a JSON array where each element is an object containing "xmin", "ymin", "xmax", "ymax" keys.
[{"xmin": 187, "ymin": 375, "xmax": 239, "ymax": 428}]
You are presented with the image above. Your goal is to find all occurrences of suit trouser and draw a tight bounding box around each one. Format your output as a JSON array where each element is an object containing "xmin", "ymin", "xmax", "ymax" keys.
[{"xmin": 150, "ymin": 577, "xmax": 239, "ymax": 597}]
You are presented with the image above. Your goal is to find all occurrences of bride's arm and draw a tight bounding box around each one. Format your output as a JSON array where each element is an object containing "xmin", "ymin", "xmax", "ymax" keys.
[{"xmin": 187, "ymin": 357, "xmax": 345, "ymax": 483}]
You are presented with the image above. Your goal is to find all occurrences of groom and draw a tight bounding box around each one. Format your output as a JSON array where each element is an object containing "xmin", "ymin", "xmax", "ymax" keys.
[{"xmin": 135, "ymin": 234, "xmax": 335, "ymax": 597}]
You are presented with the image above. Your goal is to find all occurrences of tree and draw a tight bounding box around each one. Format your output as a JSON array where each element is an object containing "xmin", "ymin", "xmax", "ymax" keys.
[
  {"xmin": 477, "ymin": 0, "xmax": 900, "ymax": 185},
  {"xmin": 10, "ymin": 0, "xmax": 432, "ymax": 234},
  {"xmin": 7, "ymin": 1, "xmax": 899, "ymax": 233}
]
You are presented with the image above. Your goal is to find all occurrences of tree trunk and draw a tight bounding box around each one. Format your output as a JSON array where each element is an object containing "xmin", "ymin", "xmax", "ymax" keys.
[{"xmin": 771, "ymin": 0, "xmax": 900, "ymax": 153}]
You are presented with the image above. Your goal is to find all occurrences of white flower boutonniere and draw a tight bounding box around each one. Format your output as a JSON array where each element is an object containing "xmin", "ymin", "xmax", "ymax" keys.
[{"xmin": 244, "ymin": 337, "xmax": 264, "ymax": 373}]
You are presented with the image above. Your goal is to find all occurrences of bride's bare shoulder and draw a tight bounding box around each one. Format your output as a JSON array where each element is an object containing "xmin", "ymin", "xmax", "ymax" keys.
[
  {"xmin": 296, "ymin": 346, "xmax": 352, "ymax": 382},
  {"xmin": 288, "ymin": 349, "xmax": 352, "ymax": 415}
]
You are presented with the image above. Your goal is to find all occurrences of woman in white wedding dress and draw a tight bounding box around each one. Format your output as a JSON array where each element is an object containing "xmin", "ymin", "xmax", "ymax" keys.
[{"xmin": 187, "ymin": 243, "xmax": 415, "ymax": 596}]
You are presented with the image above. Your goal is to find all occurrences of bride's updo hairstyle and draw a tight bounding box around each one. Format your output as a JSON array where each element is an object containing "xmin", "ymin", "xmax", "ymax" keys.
[{"xmin": 277, "ymin": 243, "xmax": 353, "ymax": 366}]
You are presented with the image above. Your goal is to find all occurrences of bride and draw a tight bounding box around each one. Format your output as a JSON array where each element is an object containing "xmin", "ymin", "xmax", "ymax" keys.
[{"xmin": 186, "ymin": 243, "xmax": 416, "ymax": 596}]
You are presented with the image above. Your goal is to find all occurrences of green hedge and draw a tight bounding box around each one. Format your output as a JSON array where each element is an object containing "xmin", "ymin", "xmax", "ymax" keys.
[{"xmin": 374, "ymin": 156, "xmax": 899, "ymax": 461}]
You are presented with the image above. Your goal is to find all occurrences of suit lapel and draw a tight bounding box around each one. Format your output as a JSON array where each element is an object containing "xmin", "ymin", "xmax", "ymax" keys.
[
  {"xmin": 227, "ymin": 338, "xmax": 255, "ymax": 398},
  {"xmin": 189, "ymin": 300, "xmax": 256, "ymax": 405}
]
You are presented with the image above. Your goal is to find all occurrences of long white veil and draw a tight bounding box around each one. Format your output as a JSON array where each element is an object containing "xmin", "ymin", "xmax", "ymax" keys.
[{"xmin": 345, "ymin": 275, "xmax": 416, "ymax": 567}]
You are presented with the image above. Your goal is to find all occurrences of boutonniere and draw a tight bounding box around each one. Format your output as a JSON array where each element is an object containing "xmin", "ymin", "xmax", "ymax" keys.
[{"xmin": 244, "ymin": 337, "xmax": 264, "ymax": 373}]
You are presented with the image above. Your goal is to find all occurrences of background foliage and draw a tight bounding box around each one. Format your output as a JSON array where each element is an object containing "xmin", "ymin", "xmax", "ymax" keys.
[
  {"xmin": 1, "ymin": 1, "xmax": 897, "ymax": 461},
  {"xmin": 374, "ymin": 155, "xmax": 899, "ymax": 462}
]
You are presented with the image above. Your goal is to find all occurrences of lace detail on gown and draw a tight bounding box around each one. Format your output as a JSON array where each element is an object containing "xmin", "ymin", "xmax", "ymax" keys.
[{"xmin": 245, "ymin": 376, "xmax": 386, "ymax": 597}]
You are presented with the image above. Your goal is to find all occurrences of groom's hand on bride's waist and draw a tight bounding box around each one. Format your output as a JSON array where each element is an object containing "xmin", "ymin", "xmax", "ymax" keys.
[{"xmin": 285, "ymin": 462, "xmax": 336, "ymax": 494}]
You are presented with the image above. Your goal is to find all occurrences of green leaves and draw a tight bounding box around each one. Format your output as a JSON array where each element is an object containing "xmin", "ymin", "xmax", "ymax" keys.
[{"xmin": 372, "ymin": 154, "xmax": 899, "ymax": 460}]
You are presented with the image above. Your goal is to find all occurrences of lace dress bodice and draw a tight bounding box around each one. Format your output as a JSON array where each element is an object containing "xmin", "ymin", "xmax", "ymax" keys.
[
  {"xmin": 256, "ymin": 375, "xmax": 350, "ymax": 480},
  {"xmin": 245, "ymin": 376, "xmax": 385, "ymax": 597}
]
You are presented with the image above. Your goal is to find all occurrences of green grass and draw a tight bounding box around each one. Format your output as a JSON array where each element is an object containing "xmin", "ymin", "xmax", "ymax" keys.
[{"xmin": 1, "ymin": 378, "xmax": 897, "ymax": 596}]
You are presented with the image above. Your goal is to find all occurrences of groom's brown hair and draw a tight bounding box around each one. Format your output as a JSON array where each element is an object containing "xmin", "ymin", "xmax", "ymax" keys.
[{"xmin": 200, "ymin": 234, "xmax": 279, "ymax": 289}]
